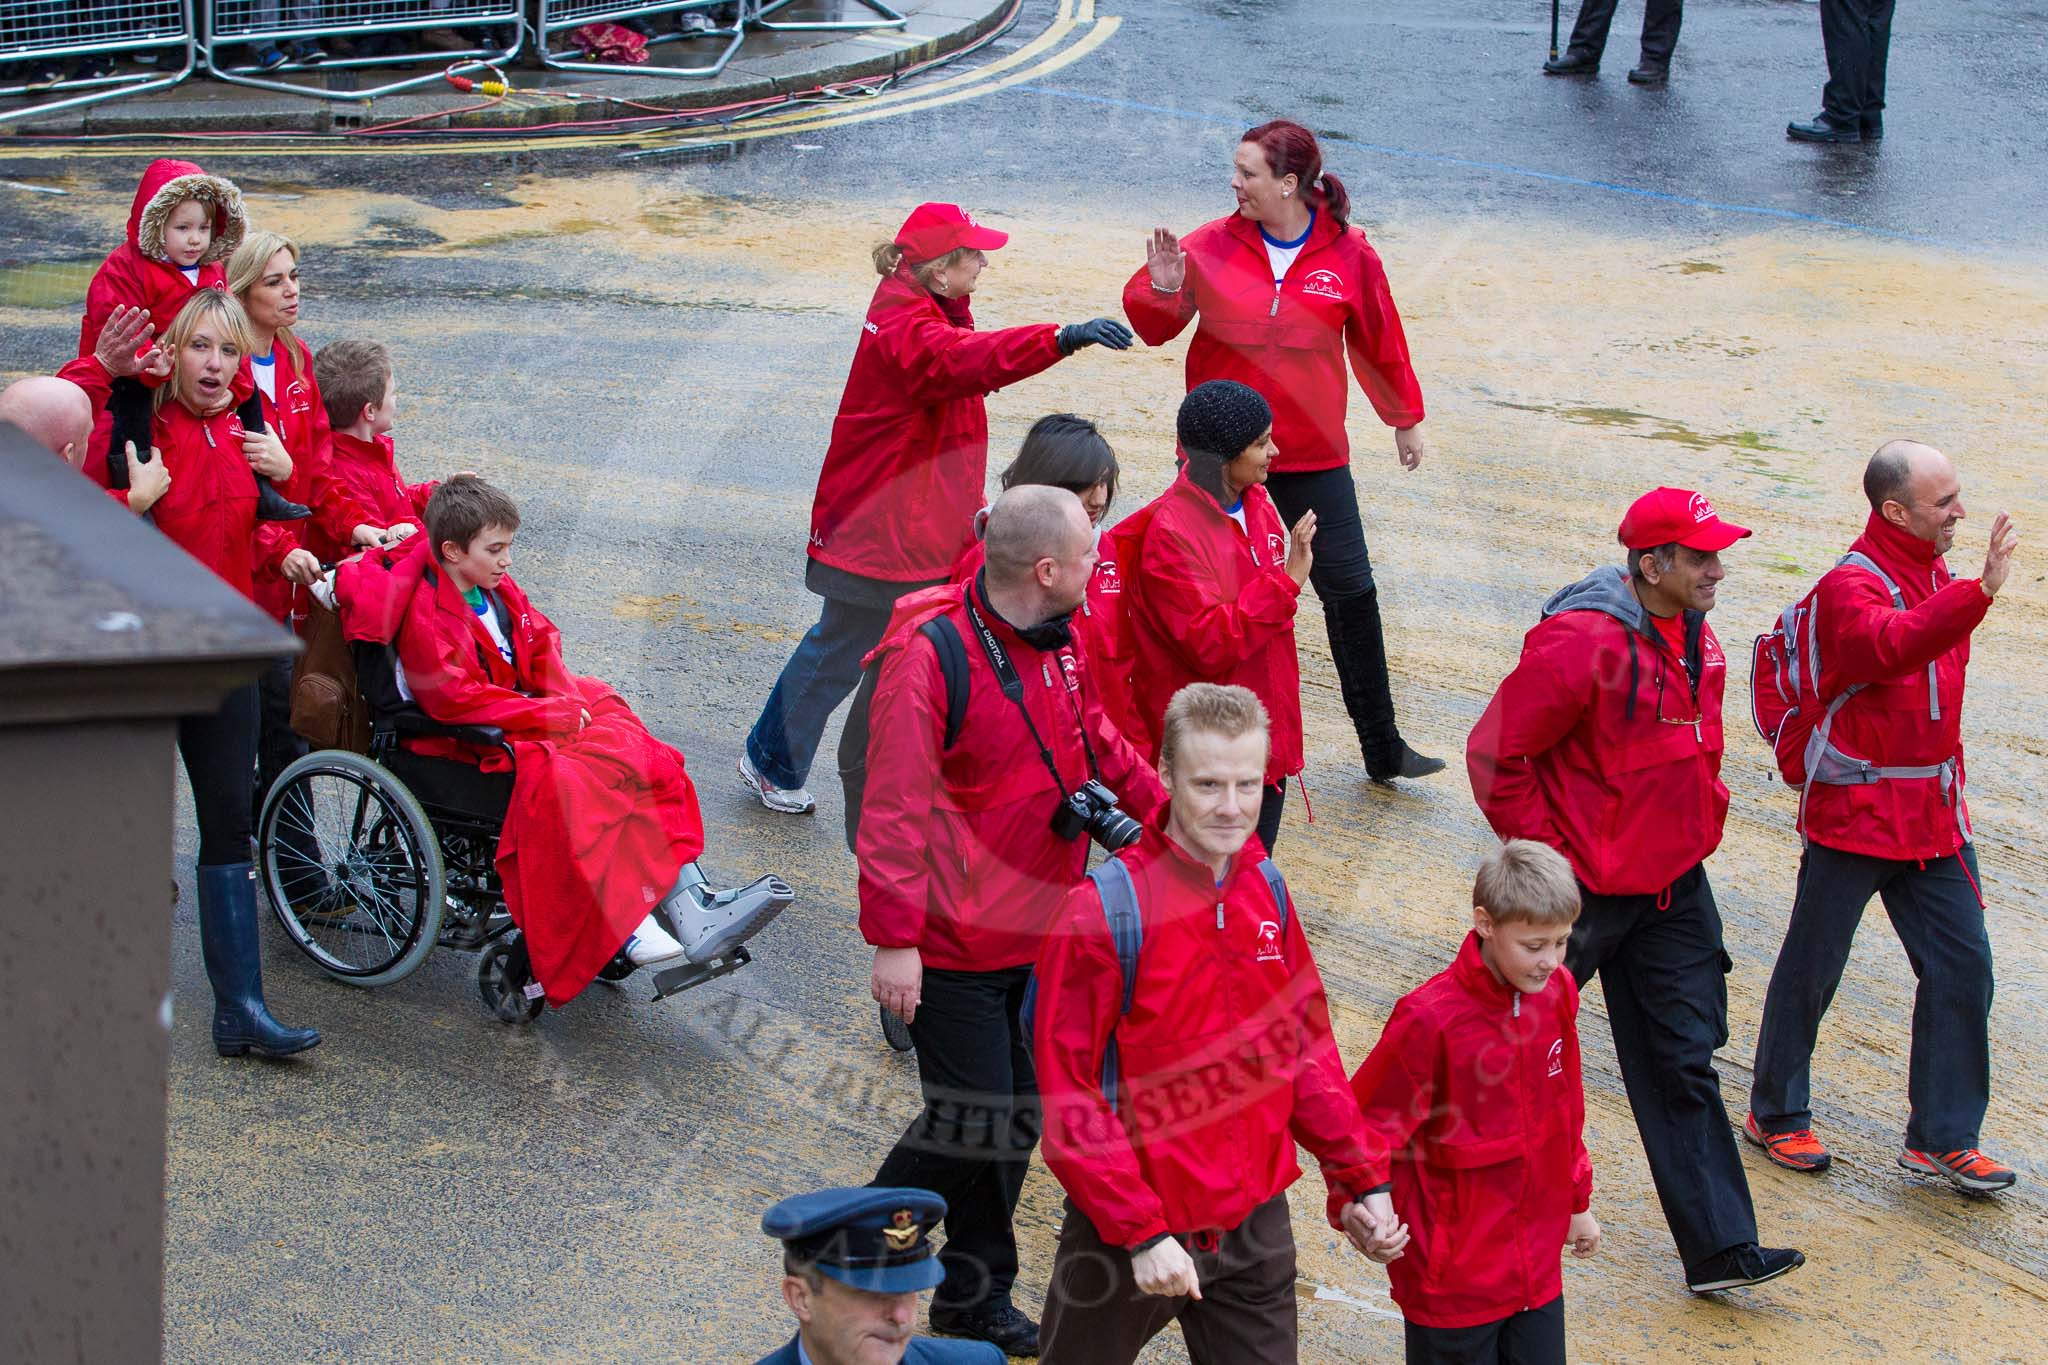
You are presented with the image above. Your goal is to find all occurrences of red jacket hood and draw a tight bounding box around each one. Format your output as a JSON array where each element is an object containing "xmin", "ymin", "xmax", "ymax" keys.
[
  {"xmin": 334, "ymin": 534, "xmax": 436, "ymax": 645},
  {"xmin": 1219, "ymin": 205, "xmax": 1345, "ymax": 258},
  {"xmin": 1854, "ymin": 508, "xmax": 1945, "ymax": 575},
  {"xmin": 127, "ymin": 158, "xmax": 246, "ymax": 266}
]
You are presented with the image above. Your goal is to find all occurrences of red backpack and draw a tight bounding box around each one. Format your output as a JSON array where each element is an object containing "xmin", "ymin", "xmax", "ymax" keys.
[{"xmin": 1750, "ymin": 550, "xmax": 1932, "ymax": 789}]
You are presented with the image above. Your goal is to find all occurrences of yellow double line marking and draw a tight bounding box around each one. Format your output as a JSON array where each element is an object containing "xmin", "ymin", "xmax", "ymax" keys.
[{"xmin": 7, "ymin": 0, "xmax": 1117, "ymax": 160}]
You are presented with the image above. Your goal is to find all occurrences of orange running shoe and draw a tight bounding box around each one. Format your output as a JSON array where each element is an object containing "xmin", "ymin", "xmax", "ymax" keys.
[
  {"xmin": 1745, "ymin": 1113, "xmax": 1832, "ymax": 1173},
  {"xmin": 1897, "ymin": 1147, "xmax": 2017, "ymax": 1194}
]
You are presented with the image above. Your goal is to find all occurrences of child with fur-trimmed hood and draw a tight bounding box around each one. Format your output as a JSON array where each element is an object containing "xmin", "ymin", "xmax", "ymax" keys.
[{"xmin": 74, "ymin": 158, "xmax": 247, "ymax": 486}]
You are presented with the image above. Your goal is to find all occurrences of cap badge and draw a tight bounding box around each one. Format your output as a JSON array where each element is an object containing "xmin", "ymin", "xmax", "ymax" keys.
[
  {"xmin": 883, "ymin": 1210, "xmax": 920, "ymax": 1252},
  {"xmin": 1689, "ymin": 492, "xmax": 1714, "ymax": 522}
]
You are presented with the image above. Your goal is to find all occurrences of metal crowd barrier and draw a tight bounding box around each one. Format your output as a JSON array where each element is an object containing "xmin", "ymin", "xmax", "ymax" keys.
[
  {"xmin": 202, "ymin": 0, "xmax": 525, "ymax": 102},
  {"xmin": 0, "ymin": 0, "xmax": 197, "ymax": 126},
  {"xmin": 535, "ymin": 0, "xmax": 749, "ymax": 79},
  {"xmin": 536, "ymin": 0, "xmax": 904, "ymax": 81}
]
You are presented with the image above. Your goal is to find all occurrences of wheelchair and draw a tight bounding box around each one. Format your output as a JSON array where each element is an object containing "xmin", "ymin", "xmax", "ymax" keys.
[{"xmin": 255, "ymin": 640, "xmax": 793, "ymax": 1023}]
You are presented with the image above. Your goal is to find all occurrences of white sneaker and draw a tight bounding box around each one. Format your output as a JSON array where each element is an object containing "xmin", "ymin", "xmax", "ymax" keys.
[
  {"xmin": 737, "ymin": 753, "xmax": 816, "ymax": 815},
  {"xmin": 623, "ymin": 914, "xmax": 686, "ymax": 966}
]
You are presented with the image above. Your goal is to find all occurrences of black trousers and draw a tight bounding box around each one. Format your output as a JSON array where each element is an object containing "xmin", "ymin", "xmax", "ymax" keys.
[
  {"xmin": 1265, "ymin": 467, "xmax": 1412, "ymax": 770},
  {"xmin": 1565, "ymin": 0, "xmax": 1683, "ymax": 64},
  {"xmin": 1750, "ymin": 842, "xmax": 1992, "ymax": 1151},
  {"xmin": 872, "ymin": 964, "xmax": 1040, "ymax": 1313},
  {"xmin": 254, "ymin": 653, "xmax": 308, "ymax": 815},
  {"xmin": 1039, "ymin": 1194, "xmax": 1297, "ymax": 1365},
  {"xmin": 1403, "ymin": 1295, "xmax": 1566, "ymax": 1365},
  {"xmin": 1257, "ymin": 779, "xmax": 1286, "ymax": 854},
  {"xmin": 1819, "ymin": 0, "xmax": 1895, "ymax": 121},
  {"xmin": 179, "ymin": 683, "xmax": 259, "ymax": 866},
  {"xmin": 1569, "ymin": 864, "xmax": 1756, "ymax": 1268}
]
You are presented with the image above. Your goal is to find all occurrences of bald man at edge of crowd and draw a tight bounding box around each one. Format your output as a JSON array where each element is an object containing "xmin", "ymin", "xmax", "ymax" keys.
[
  {"xmin": 1747, "ymin": 440, "xmax": 2021, "ymax": 1195},
  {"xmin": 0, "ymin": 375, "xmax": 94, "ymax": 466}
]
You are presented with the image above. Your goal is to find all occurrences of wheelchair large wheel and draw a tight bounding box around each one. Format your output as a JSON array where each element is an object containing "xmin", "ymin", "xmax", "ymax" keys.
[{"xmin": 258, "ymin": 750, "xmax": 446, "ymax": 987}]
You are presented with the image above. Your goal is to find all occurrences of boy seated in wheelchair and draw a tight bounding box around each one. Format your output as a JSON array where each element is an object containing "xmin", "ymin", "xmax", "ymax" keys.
[{"xmin": 337, "ymin": 475, "xmax": 782, "ymax": 1005}]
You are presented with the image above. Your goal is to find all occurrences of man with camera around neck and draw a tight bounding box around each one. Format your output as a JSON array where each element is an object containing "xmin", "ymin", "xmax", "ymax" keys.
[{"xmin": 859, "ymin": 484, "xmax": 1168, "ymax": 1357}]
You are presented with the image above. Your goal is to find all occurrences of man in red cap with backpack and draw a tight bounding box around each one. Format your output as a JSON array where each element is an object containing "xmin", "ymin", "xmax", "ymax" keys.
[
  {"xmin": 1747, "ymin": 440, "xmax": 2020, "ymax": 1195},
  {"xmin": 1467, "ymin": 487, "xmax": 1806, "ymax": 1296}
]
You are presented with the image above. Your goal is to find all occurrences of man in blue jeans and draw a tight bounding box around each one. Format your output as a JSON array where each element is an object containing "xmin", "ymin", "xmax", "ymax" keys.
[{"xmin": 1748, "ymin": 440, "xmax": 2021, "ymax": 1194}]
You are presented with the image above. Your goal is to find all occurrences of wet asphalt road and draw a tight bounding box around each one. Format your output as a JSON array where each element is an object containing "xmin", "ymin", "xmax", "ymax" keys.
[{"xmin": 3, "ymin": 2, "xmax": 2048, "ymax": 1362}]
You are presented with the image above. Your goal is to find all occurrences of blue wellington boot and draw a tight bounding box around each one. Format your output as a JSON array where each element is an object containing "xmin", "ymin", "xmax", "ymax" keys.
[{"xmin": 196, "ymin": 863, "xmax": 321, "ymax": 1059}]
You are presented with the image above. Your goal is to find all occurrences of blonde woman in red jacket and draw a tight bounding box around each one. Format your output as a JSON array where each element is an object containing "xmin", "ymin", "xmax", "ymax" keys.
[
  {"xmin": 228, "ymin": 230, "xmax": 386, "ymax": 821},
  {"xmin": 740, "ymin": 203, "xmax": 1132, "ymax": 818},
  {"xmin": 1125, "ymin": 119, "xmax": 1441, "ymax": 786},
  {"xmin": 87, "ymin": 289, "xmax": 324, "ymax": 1061}
]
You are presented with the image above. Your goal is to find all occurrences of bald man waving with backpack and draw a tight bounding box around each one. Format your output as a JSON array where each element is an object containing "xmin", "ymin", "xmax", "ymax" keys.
[{"xmin": 1747, "ymin": 440, "xmax": 2021, "ymax": 1195}]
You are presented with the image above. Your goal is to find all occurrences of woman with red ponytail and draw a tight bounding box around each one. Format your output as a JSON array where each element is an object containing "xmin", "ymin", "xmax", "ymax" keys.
[{"xmin": 1123, "ymin": 119, "xmax": 1442, "ymax": 785}]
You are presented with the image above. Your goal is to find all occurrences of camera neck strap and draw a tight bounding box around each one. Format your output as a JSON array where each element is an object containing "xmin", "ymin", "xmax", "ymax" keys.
[{"xmin": 963, "ymin": 588, "xmax": 1099, "ymax": 794}]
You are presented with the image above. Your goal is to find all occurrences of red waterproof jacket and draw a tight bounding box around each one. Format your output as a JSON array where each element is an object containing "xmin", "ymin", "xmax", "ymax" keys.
[
  {"xmin": 857, "ymin": 576, "xmax": 1167, "ymax": 972},
  {"xmin": 1467, "ymin": 567, "xmax": 1729, "ymax": 897},
  {"xmin": 370, "ymin": 543, "xmax": 704, "ymax": 1003},
  {"xmin": 808, "ymin": 265, "xmax": 1064, "ymax": 584},
  {"xmin": 1350, "ymin": 932, "xmax": 1592, "ymax": 1330},
  {"xmin": 1123, "ymin": 470, "xmax": 1303, "ymax": 781},
  {"xmin": 78, "ymin": 159, "xmax": 243, "ymax": 487},
  {"xmin": 329, "ymin": 430, "xmax": 437, "ymax": 531},
  {"xmin": 1801, "ymin": 513, "xmax": 1990, "ymax": 860},
  {"xmin": 1034, "ymin": 824, "xmax": 1379, "ymax": 1248},
  {"xmin": 248, "ymin": 339, "xmax": 376, "ymax": 625},
  {"xmin": 1121, "ymin": 212, "xmax": 1425, "ymax": 473},
  {"xmin": 80, "ymin": 358, "xmax": 289, "ymax": 600}
]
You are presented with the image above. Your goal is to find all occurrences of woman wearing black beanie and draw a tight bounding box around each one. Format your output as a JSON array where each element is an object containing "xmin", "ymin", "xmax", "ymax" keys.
[
  {"xmin": 1122, "ymin": 380, "xmax": 1317, "ymax": 851},
  {"xmin": 1123, "ymin": 119, "xmax": 1442, "ymax": 785}
]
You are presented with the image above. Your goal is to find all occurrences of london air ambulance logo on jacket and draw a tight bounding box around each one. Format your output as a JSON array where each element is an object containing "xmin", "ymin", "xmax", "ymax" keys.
[
  {"xmin": 1547, "ymin": 1038, "xmax": 1565, "ymax": 1078},
  {"xmin": 1301, "ymin": 268, "xmax": 1345, "ymax": 300},
  {"xmin": 1255, "ymin": 918, "xmax": 1284, "ymax": 964}
]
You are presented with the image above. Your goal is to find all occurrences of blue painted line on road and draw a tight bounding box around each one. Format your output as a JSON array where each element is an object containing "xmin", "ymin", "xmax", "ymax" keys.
[{"xmin": 1013, "ymin": 85, "xmax": 1951, "ymax": 248}]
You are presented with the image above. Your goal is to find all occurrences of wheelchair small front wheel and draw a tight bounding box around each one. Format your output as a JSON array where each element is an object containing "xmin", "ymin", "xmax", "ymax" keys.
[{"xmin": 478, "ymin": 935, "xmax": 545, "ymax": 1024}]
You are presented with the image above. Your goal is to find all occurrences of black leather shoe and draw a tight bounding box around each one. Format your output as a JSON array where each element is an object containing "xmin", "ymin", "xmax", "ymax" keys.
[
  {"xmin": 1685, "ymin": 1243, "xmax": 1806, "ymax": 1294},
  {"xmin": 1627, "ymin": 63, "xmax": 1668, "ymax": 85},
  {"xmin": 1368, "ymin": 742, "xmax": 1448, "ymax": 785},
  {"xmin": 929, "ymin": 1303, "xmax": 1040, "ymax": 1357},
  {"xmin": 1861, "ymin": 113, "xmax": 1883, "ymax": 141},
  {"xmin": 1787, "ymin": 111, "xmax": 1863, "ymax": 143},
  {"xmin": 1542, "ymin": 53, "xmax": 1598, "ymax": 75}
]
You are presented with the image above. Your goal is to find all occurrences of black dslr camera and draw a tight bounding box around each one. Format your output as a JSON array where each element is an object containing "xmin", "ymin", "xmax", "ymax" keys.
[{"xmin": 1051, "ymin": 779, "xmax": 1143, "ymax": 851}]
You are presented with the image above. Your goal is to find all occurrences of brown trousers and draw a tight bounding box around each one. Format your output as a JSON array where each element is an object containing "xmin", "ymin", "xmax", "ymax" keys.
[{"xmin": 1039, "ymin": 1193, "xmax": 1298, "ymax": 1365}]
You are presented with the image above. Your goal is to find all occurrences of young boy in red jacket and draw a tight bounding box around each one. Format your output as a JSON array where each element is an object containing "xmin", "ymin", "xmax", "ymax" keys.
[
  {"xmin": 1350, "ymin": 839, "xmax": 1599, "ymax": 1365},
  {"xmin": 361, "ymin": 477, "xmax": 782, "ymax": 1005},
  {"xmin": 313, "ymin": 337, "xmax": 439, "ymax": 539}
]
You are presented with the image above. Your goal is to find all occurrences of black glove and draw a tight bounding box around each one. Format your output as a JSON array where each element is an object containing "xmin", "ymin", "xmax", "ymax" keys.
[{"xmin": 1058, "ymin": 317, "xmax": 1135, "ymax": 355}]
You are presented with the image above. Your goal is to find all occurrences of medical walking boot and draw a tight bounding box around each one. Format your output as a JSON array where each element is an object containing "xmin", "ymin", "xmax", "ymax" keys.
[
  {"xmin": 658, "ymin": 862, "xmax": 792, "ymax": 965},
  {"xmin": 197, "ymin": 862, "xmax": 321, "ymax": 1059}
]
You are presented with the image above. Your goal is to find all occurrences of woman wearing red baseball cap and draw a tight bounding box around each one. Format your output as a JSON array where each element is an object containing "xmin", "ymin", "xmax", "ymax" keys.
[
  {"xmin": 1124, "ymin": 119, "xmax": 1440, "ymax": 786},
  {"xmin": 740, "ymin": 203, "xmax": 1134, "ymax": 815}
]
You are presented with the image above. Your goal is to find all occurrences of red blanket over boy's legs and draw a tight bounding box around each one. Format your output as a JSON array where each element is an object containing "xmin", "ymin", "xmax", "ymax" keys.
[{"xmin": 488, "ymin": 685, "xmax": 705, "ymax": 1004}]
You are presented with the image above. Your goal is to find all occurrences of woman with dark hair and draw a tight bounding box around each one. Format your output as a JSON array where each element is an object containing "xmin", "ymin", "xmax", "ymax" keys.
[
  {"xmin": 1123, "ymin": 381, "xmax": 1315, "ymax": 852},
  {"xmin": 740, "ymin": 204, "xmax": 1133, "ymax": 816},
  {"xmin": 1124, "ymin": 118, "xmax": 1442, "ymax": 785}
]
